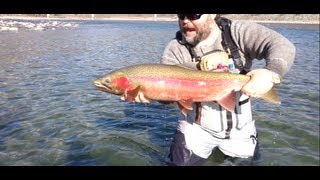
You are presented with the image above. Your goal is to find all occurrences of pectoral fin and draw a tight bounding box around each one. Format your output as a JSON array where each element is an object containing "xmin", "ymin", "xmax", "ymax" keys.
[
  {"xmin": 217, "ymin": 90, "xmax": 236, "ymax": 112},
  {"xmin": 125, "ymin": 86, "xmax": 141, "ymax": 99}
]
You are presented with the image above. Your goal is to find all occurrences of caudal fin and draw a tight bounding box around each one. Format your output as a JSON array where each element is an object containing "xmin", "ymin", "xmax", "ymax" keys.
[{"xmin": 260, "ymin": 86, "xmax": 281, "ymax": 104}]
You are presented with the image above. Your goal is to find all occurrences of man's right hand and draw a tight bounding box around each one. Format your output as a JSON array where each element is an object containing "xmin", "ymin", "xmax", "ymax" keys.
[{"xmin": 120, "ymin": 92, "xmax": 151, "ymax": 103}]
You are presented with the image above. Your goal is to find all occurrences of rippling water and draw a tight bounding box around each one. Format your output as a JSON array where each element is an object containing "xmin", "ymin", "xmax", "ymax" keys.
[{"xmin": 0, "ymin": 20, "xmax": 319, "ymax": 166}]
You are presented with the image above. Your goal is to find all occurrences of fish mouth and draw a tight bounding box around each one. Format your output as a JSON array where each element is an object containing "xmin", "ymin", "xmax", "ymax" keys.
[{"xmin": 94, "ymin": 81, "xmax": 113, "ymax": 93}]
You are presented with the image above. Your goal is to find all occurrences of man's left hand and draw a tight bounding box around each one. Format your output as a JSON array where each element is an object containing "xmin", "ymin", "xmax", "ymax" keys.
[{"xmin": 241, "ymin": 68, "xmax": 276, "ymax": 97}]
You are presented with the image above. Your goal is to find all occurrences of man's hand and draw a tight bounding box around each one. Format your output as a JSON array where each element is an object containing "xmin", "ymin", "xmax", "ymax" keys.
[
  {"xmin": 241, "ymin": 69, "xmax": 276, "ymax": 97},
  {"xmin": 120, "ymin": 91, "xmax": 151, "ymax": 103}
]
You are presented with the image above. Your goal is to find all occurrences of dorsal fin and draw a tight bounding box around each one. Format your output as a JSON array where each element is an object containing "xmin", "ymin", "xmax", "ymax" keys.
[{"xmin": 175, "ymin": 63, "xmax": 198, "ymax": 70}]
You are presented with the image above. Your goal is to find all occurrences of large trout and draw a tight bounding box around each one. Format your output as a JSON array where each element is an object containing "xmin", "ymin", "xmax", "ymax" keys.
[{"xmin": 93, "ymin": 64, "xmax": 280, "ymax": 115}]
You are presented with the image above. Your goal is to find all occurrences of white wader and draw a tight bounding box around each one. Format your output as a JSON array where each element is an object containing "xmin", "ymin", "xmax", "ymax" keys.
[{"xmin": 176, "ymin": 92, "xmax": 258, "ymax": 159}]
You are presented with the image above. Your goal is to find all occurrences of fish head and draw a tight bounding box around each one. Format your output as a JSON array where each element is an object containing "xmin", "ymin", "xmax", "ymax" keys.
[{"xmin": 93, "ymin": 71, "xmax": 132, "ymax": 96}]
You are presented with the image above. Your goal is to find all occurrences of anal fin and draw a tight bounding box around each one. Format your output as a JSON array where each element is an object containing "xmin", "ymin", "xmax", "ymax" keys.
[
  {"xmin": 177, "ymin": 99, "xmax": 193, "ymax": 116},
  {"xmin": 217, "ymin": 91, "xmax": 236, "ymax": 112}
]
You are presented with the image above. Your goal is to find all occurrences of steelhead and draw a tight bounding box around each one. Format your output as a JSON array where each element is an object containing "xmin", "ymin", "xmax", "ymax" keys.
[{"xmin": 94, "ymin": 64, "xmax": 280, "ymax": 115}]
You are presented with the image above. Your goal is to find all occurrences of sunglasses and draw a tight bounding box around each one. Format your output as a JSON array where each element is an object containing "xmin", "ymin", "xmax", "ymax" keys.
[{"xmin": 177, "ymin": 14, "xmax": 203, "ymax": 20}]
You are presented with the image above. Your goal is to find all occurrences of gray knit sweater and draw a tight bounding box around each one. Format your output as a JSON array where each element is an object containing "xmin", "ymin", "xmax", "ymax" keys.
[{"xmin": 161, "ymin": 19, "xmax": 296, "ymax": 77}]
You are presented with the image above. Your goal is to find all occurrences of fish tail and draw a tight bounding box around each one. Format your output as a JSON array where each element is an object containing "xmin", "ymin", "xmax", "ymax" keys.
[{"xmin": 260, "ymin": 86, "xmax": 281, "ymax": 104}]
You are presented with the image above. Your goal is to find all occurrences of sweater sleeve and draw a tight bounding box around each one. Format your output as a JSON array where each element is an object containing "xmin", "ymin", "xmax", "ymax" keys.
[{"xmin": 230, "ymin": 20, "xmax": 296, "ymax": 77}]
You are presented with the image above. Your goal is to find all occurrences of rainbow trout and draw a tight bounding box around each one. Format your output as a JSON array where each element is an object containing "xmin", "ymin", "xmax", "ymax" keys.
[{"xmin": 93, "ymin": 64, "xmax": 280, "ymax": 115}]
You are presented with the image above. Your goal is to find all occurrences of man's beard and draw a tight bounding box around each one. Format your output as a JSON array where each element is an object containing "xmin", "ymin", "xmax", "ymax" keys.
[{"xmin": 181, "ymin": 22, "xmax": 212, "ymax": 46}]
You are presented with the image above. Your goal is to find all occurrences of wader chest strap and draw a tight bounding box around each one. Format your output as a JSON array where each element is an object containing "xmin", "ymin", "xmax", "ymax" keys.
[{"xmin": 220, "ymin": 18, "xmax": 244, "ymax": 72}]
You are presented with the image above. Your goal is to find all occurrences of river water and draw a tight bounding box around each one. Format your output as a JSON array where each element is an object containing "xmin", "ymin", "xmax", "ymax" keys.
[{"xmin": 0, "ymin": 20, "xmax": 319, "ymax": 166}]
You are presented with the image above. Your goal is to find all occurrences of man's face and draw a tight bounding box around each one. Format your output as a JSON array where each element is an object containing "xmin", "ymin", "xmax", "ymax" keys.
[{"xmin": 178, "ymin": 14, "xmax": 216, "ymax": 46}]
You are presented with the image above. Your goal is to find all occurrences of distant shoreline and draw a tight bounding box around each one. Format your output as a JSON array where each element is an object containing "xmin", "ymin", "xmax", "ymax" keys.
[{"xmin": 0, "ymin": 15, "xmax": 319, "ymax": 25}]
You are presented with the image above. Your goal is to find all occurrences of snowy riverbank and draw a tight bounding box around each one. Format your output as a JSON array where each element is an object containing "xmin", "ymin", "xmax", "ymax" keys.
[{"xmin": 0, "ymin": 14, "xmax": 318, "ymax": 32}]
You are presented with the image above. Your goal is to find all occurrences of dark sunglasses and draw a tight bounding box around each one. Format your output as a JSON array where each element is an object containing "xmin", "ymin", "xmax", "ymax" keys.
[{"xmin": 177, "ymin": 14, "xmax": 203, "ymax": 20}]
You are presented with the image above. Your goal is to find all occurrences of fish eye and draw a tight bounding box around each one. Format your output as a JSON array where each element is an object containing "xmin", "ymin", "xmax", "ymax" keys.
[{"xmin": 104, "ymin": 78, "xmax": 111, "ymax": 84}]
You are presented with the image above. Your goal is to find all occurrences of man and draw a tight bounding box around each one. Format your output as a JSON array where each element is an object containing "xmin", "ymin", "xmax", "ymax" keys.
[{"xmin": 121, "ymin": 14, "xmax": 295, "ymax": 166}]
